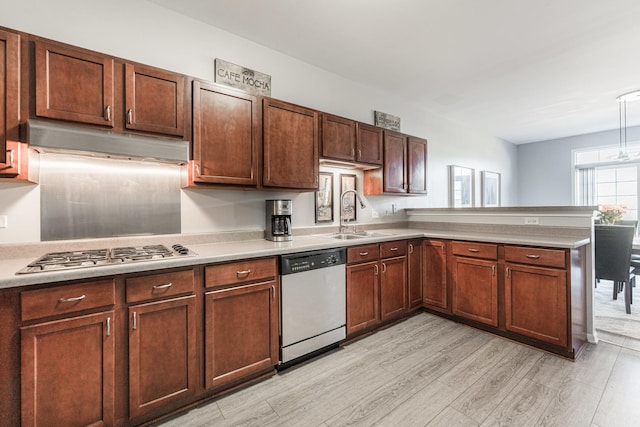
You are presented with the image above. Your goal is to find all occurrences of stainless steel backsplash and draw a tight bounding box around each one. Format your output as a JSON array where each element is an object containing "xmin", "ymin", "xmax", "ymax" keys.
[{"xmin": 40, "ymin": 153, "xmax": 181, "ymax": 241}]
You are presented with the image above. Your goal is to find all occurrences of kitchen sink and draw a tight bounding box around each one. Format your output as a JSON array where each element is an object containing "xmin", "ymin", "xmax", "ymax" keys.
[{"xmin": 314, "ymin": 231, "xmax": 394, "ymax": 240}]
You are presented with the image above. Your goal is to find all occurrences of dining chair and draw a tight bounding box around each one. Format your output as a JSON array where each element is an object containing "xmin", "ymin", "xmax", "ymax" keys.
[{"xmin": 595, "ymin": 224, "xmax": 635, "ymax": 314}]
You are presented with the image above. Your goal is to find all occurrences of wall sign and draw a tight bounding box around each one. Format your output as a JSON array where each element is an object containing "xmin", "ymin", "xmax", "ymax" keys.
[
  {"xmin": 374, "ymin": 111, "xmax": 401, "ymax": 131},
  {"xmin": 214, "ymin": 58, "xmax": 271, "ymax": 96}
]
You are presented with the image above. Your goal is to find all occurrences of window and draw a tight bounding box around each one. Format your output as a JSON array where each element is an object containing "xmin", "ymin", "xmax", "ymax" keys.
[{"xmin": 574, "ymin": 144, "xmax": 640, "ymax": 225}]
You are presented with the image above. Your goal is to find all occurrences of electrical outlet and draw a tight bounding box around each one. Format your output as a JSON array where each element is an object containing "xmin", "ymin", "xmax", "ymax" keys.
[
  {"xmin": 0, "ymin": 215, "xmax": 7, "ymax": 228},
  {"xmin": 371, "ymin": 210, "xmax": 379, "ymax": 218},
  {"xmin": 524, "ymin": 217, "xmax": 540, "ymax": 225}
]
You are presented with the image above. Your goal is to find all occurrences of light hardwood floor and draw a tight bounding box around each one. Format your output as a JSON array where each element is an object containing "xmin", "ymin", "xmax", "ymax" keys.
[{"xmin": 158, "ymin": 313, "xmax": 640, "ymax": 427}]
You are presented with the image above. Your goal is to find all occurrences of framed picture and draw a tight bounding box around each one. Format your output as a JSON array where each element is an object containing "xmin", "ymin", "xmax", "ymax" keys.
[
  {"xmin": 315, "ymin": 172, "xmax": 334, "ymax": 223},
  {"xmin": 449, "ymin": 165, "xmax": 475, "ymax": 208},
  {"xmin": 481, "ymin": 171, "xmax": 501, "ymax": 207},
  {"xmin": 340, "ymin": 174, "xmax": 357, "ymax": 221}
]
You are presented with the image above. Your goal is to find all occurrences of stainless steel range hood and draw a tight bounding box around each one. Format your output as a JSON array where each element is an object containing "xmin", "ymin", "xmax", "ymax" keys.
[{"xmin": 28, "ymin": 119, "xmax": 190, "ymax": 164}]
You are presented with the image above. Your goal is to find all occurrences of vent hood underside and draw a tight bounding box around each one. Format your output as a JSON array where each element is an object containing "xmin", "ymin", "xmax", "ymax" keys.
[{"xmin": 28, "ymin": 119, "xmax": 190, "ymax": 164}]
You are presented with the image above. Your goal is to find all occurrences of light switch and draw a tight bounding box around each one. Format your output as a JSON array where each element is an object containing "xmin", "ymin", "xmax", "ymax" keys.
[{"xmin": 0, "ymin": 215, "xmax": 7, "ymax": 228}]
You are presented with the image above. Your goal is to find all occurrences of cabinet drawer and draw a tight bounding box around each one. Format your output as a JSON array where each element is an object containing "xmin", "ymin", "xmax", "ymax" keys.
[
  {"xmin": 126, "ymin": 269, "xmax": 195, "ymax": 304},
  {"xmin": 451, "ymin": 241, "xmax": 498, "ymax": 259},
  {"xmin": 205, "ymin": 257, "xmax": 277, "ymax": 288},
  {"xmin": 21, "ymin": 279, "xmax": 115, "ymax": 322},
  {"xmin": 347, "ymin": 244, "xmax": 379, "ymax": 264},
  {"xmin": 380, "ymin": 240, "xmax": 407, "ymax": 258},
  {"xmin": 505, "ymin": 246, "xmax": 566, "ymax": 269}
]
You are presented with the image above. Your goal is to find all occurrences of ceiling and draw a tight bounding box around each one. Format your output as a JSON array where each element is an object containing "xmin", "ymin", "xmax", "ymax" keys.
[{"xmin": 149, "ymin": 0, "xmax": 640, "ymax": 144}]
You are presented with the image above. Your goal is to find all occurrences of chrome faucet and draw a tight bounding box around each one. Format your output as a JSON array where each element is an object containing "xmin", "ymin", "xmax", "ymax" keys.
[{"xmin": 339, "ymin": 189, "xmax": 367, "ymax": 234}]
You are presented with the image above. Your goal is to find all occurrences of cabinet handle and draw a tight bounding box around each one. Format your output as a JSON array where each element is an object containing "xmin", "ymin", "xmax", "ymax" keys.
[
  {"xmin": 409, "ymin": 244, "xmax": 414, "ymax": 254},
  {"xmin": 525, "ymin": 254, "xmax": 541, "ymax": 259},
  {"xmin": 359, "ymin": 252, "xmax": 369, "ymax": 256},
  {"xmin": 506, "ymin": 267, "xmax": 510, "ymax": 278},
  {"xmin": 236, "ymin": 269, "xmax": 251, "ymax": 278},
  {"xmin": 153, "ymin": 282, "xmax": 173, "ymax": 290},
  {"xmin": 351, "ymin": 147, "xmax": 355, "ymax": 157},
  {"xmin": 315, "ymin": 176, "xmax": 318, "ymax": 184},
  {"xmin": 382, "ymin": 262, "xmax": 387, "ymax": 273},
  {"xmin": 374, "ymin": 264, "xmax": 379, "ymax": 275},
  {"xmin": 105, "ymin": 105, "xmax": 111, "ymax": 122},
  {"xmin": 441, "ymin": 245, "xmax": 445, "ymax": 254},
  {"xmin": 106, "ymin": 317, "xmax": 111, "ymax": 337},
  {"xmin": 492, "ymin": 265, "xmax": 496, "ymax": 276},
  {"xmin": 58, "ymin": 294, "xmax": 86, "ymax": 303},
  {"xmin": 6, "ymin": 149, "xmax": 15, "ymax": 168},
  {"xmin": 127, "ymin": 108, "xmax": 133, "ymax": 125},
  {"xmin": 358, "ymin": 149, "xmax": 362, "ymax": 158},
  {"xmin": 132, "ymin": 312, "xmax": 137, "ymax": 330},
  {"xmin": 390, "ymin": 247, "xmax": 399, "ymax": 251},
  {"xmin": 271, "ymin": 285, "xmax": 276, "ymax": 300},
  {"xmin": 467, "ymin": 248, "xmax": 480, "ymax": 253}
]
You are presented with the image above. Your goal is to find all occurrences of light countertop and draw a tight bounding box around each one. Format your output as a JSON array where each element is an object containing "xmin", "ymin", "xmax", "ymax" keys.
[{"xmin": 0, "ymin": 228, "xmax": 590, "ymax": 290}]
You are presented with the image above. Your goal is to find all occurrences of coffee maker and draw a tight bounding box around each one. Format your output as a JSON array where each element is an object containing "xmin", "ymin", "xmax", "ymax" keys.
[{"xmin": 265, "ymin": 199, "xmax": 292, "ymax": 241}]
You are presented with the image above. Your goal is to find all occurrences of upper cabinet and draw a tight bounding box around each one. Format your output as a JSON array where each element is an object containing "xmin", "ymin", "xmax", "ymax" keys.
[
  {"xmin": 263, "ymin": 98, "xmax": 318, "ymax": 190},
  {"xmin": 356, "ymin": 122, "xmax": 383, "ymax": 165},
  {"xmin": 34, "ymin": 40, "xmax": 186, "ymax": 138},
  {"xmin": 124, "ymin": 63, "xmax": 185, "ymax": 137},
  {"xmin": 191, "ymin": 81, "xmax": 259, "ymax": 187},
  {"xmin": 382, "ymin": 130, "xmax": 408, "ymax": 193},
  {"xmin": 35, "ymin": 41, "xmax": 114, "ymax": 127},
  {"xmin": 320, "ymin": 113, "xmax": 356, "ymax": 162},
  {"xmin": 407, "ymin": 136, "xmax": 428, "ymax": 194},
  {"xmin": 0, "ymin": 29, "xmax": 21, "ymax": 178}
]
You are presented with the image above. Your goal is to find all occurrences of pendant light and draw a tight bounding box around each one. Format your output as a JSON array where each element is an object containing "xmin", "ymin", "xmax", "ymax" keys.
[{"xmin": 616, "ymin": 90, "xmax": 640, "ymax": 160}]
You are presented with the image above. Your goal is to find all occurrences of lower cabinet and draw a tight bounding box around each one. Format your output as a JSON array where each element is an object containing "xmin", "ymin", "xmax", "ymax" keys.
[
  {"xmin": 204, "ymin": 258, "xmax": 279, "ymax": 390},
  {"xmin": 504, "ymin": 247, "xmax": 569, "ymax": 348},
  {"xmin": 407, "ymin": 239, "xmax": 423, "ymax": 310},
  {"xmin": 346, "ymin": 260, "xmax": 380, "ymax": 336},
  {"xmin": 422, "ymin": 239, "xmax": 448, "ymax": 312},
  {"xmin": 380, "ymin": 255, "xmax": 407, "ymax": 321},
  {"xmin": 21, "ymin": 311, "xmax": 115, "ymax": 427},
  {"xmin": 128, "ymin": 295, "xmax": 197, "ymax": 419},
  {"xmin": 451, "ymin": 241, "xmax": 499, "ymax": 327}
]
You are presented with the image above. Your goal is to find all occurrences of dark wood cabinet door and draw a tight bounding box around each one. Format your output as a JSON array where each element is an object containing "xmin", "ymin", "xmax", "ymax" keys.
[
  {"xmin": 125, "ymin": 63, "xmax": 185, "ymax": 137},
  {"xmin": 21, "ymin": 311, "xmax": 115, "ymax": 427},
  {"xmin": 346, "ymin": 261, "xmax": 380, "ymax": 335},
  {"xmin": 320, "ymin": 113, "xmax": 356, "ymax": 161},
  {"xmin": 205, "ymin": 280, "xmax": 278, "ymax": 389},
  {"xmin": 263, "ymin": 98, "xmax": 318, "ymax": 189},
  {"xmin": 35, "ymin": 41, "xmax": 114, "ymax": 127},
  {"xmin": 423, "ymin": 240, "xmax": 448, "ymax": 312},
  {"xmin": 383, "ymin": 130, "xmax": 407, "ymax": 193},
  {"xmin": 356, "ymin": 122, "xmax": 383, "ymax": 165},
  {"xmin": 407, "ymin": 240, "xmax": 423, "ymax": 309},
  {"xmin": 193, "ymin": 81, "xmax": 258, "ymax": 186},
  {"xmin": 128, "ymin": 295, "xmax": 197, "ymax": 419},
  {"xmin": 407, "ymin": 136, "xmax": 428, "ymax": 194},
  {"xmin": 452, "ymin": 256, "xmax": 498, "ymax": 326},
  {"xmin": 380, "ymin": 256, "xmax": 407, "ymax": 321},
  {"xmin": 0, "ymin": 29, "xmax": 20, "ymax": 177},
  {"xmin": 505, "ymin": 263, "xmax": 568, "ymax": 347}
]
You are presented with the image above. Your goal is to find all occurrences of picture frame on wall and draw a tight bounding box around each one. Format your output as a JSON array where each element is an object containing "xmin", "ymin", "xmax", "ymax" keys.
[
  {"xmin": 481, "ymin": 171, "xmax": 501, "ymax": 207},
  {"xmin": 340, "ymin": 174, "xmax": 357, "ymax": 221},
  {"xmin": 315, "ymin": 172, "xmax": 334, "ymax": 223},
  {"xmin": 449, "ymin": 165, "xmax": 475, "ymax": 208}
]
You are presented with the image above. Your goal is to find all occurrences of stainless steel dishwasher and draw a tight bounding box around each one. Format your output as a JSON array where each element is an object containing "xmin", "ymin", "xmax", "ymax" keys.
[{"xmin": 279, "ymin": 247, "xmax": 346, "ymax": 366}]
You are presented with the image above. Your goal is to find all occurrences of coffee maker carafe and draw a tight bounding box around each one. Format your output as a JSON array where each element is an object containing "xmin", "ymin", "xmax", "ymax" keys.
[{"xmin": 265, "ymin": 200, "xmax": 292, "ymax": 241}]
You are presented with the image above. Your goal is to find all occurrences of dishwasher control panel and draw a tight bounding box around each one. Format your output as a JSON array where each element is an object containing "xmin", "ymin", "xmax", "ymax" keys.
[{"xmin": 280, "ymin": 248, "xmax": 346, "ymax": 275}]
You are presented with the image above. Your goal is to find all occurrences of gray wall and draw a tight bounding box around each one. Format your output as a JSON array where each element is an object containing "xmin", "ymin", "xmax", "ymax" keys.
[{"xmin": 517, "ymin": 125, "xmax": 640, "ymax": 206}]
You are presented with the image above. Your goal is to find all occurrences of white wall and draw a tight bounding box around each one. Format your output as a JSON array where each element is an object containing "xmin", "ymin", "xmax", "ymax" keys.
[
  {"xmin": 0, "ymin": 0, "xmax": 517, "ymax": 243},
  {"xmin": 517, "ymin": 124, "xmax": 640, "ymax": 206}
]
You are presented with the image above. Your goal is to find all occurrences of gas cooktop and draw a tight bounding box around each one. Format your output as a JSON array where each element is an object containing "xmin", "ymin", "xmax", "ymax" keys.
[{"xmin": 17, "ymin": 244, "xmax": 197, "ymax": 274}]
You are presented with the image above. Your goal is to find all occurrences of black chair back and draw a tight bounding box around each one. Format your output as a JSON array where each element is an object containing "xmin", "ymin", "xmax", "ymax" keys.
[{"xmin": 595, "ymin": 224, "xmax": 635, "ymax": 282}]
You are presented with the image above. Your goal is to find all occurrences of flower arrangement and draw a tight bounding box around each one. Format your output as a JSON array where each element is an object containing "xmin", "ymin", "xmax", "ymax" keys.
[{"xmin": 598, "ymin": 204, "xmax": 627, "ymax": 224}]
